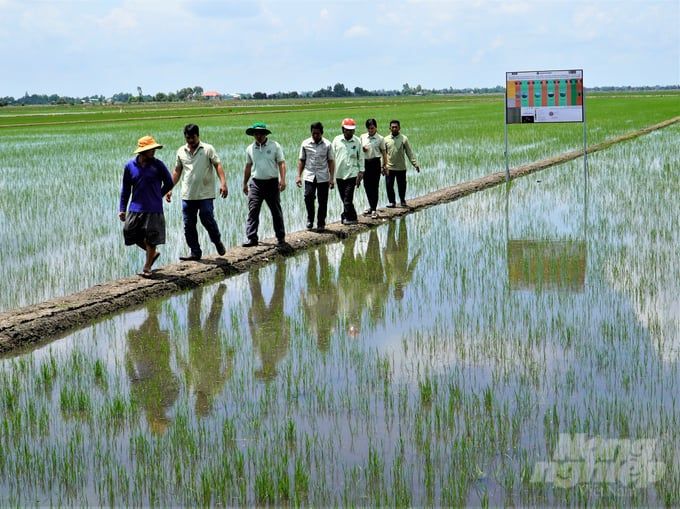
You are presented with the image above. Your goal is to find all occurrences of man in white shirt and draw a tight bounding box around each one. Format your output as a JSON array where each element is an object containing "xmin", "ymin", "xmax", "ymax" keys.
[
  {"xmin": 296, "ymin": 122, "xmax": 335, "ymax": 230},
  {"xmin": 242, "ymin": 122, "xmax": 287, "ymax": 247}
]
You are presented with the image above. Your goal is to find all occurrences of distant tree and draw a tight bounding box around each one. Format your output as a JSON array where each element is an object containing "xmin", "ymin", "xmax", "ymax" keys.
[
  {"xmin": 112, "ymin": 92, "xmax": 132, "ymax": 103},
  {"xmin": 253, "ymin": 92, "xmax": 267, "ymax": 100},
  {"xmin": 137, "ymin": 86, "xmax": 143, "ymax": 102},
  {"xmin": 177, "ymin": 87, "xmax": 193, "ymax": 101},
  {"xmin": 193, "ymin": 86, "xmax": 203, "ymax": 99},
  {"xmin": 402, "ymin": 83, "xmax": 411, "ymax": 95},
  {"xmin": 333, "ymin": 82, "xmax": 350, "ymax": 97}
]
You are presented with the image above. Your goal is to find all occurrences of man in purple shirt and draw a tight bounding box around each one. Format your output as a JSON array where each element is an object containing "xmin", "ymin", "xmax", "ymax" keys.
[{"xmin": 119, "ymin": 135, "xmax": 174, "ymax": 277}]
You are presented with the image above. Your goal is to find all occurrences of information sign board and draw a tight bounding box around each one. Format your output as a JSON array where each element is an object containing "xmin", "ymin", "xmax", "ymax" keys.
[{"xmin": 506, "ymin": 69, "xmax": 584, "ymax": 124}]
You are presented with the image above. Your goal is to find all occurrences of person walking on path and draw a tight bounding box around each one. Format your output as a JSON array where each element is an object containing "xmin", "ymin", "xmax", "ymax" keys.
[
  {"xmin": 168, "ymin": 124, "xmax": 228, "ymax": 261},
  {"xmin": 118, "ymin": 135, "xmax": 174, "ymax": 277},
  {"xmin": 359, "ymin": 118, "xmax": 387, "ymax": 218},
  {"xmin": 331, "ymin": 118, "xmax": 363, "ymax": 225},
  {"xmin": 242, "ymin": 122, "xmax": 287, "ymax": 247},
  {"xmin": 296, "ymin": 122, "xmax": 335, "ymax": 231},
  {"xmin": 383, "ymin": 119, "xmax": 420, "ymax": 208}
]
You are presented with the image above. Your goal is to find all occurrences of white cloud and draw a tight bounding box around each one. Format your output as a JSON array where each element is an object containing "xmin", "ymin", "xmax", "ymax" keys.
[{"xmin": 344, "ymin": 25, "xmax": 369, "ymax": 38}]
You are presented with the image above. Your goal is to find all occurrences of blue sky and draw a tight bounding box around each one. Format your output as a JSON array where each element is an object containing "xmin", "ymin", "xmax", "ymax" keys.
[{"xmin": 1, "ymin": 0, "xmax": 678, "ymax": 98}]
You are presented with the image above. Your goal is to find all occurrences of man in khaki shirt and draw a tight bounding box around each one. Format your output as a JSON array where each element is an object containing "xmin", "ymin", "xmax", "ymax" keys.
[
  {"xmin": 170, "ymin": 124, "xmax": 228, "ymax": 260},
  {"xmin": 383, "ymin": 119, "xmax": 420, "ymax": 208}
]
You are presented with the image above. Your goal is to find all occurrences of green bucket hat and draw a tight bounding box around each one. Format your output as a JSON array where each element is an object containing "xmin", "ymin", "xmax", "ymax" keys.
[{"xmin": 246, "ymin": 122, "xmax": 272, "ymax": 136}]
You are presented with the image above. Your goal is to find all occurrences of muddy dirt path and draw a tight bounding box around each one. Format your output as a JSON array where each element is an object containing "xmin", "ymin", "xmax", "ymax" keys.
[{"xmin": 1, "ymin": 117, "xmax": 677, "ymax": 352}]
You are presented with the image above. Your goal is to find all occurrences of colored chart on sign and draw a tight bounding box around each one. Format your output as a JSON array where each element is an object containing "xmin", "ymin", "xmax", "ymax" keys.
[{"xmin": 505, "ymin": 70, "xmax": 584, "ymax": 124}]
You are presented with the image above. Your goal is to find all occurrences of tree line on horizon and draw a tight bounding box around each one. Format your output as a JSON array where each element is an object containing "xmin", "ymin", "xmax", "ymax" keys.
[{"xmin": 1, "ymin": 82, "xmax": 677, "ymax": 107}]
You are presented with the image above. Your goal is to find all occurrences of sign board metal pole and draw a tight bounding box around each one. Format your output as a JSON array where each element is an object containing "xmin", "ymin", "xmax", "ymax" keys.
[{"xmin": 505, "ymin": 111, "xmax": 510, "ymax": 182}]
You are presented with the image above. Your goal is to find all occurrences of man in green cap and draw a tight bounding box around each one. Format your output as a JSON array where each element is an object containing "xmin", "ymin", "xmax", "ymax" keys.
[{"xmin": 242, "ymin": 122, "xmax": 287, "ymax": 247}]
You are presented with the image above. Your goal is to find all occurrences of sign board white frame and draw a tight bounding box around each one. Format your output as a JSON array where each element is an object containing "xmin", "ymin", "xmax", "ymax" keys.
[{"xmin": 505, "ymin": 69, "xmax": 584, "ymax": 124}]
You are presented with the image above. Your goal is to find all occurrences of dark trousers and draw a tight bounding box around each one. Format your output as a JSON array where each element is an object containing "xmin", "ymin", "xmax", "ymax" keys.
[
  {"xmin": 246, "ymin": 178, "xmax": 285, "ymax": 242},
  {"xmin": 363, "ymin": 157, "xmax": 381, "ymax": 211},
  {"xmin": 386, "ymin": 170, "xmax": 407, "ymax": 204},
  {"xmin": 304, "ymin": 179, "xmax": 329, "ymax": 227},
  {"xmin": 182, "ymin": 199, "xmax": 221, "ymax": 257},
  {"xmin": 336, "ymin": 177, "xmax": 358, "ymax": 222}
]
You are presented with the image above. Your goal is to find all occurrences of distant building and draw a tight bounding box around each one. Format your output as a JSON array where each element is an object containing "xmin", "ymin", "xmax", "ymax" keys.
[{"xmin": 202, "ymin": 90, "xmax": 222, "ymax": 100}]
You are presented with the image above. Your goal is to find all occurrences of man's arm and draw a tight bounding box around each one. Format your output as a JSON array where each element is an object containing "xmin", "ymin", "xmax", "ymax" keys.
[
  {"xmin": 214, "ymin": 162, "xmax": 228, "ymax": 198},
  {"xmin": 118, "ymin": 167, "xmax": 131, "ymax": 221},
  {"xmin": 166, "ymin": 163, "xmax": 183, "ymax": 202},
  {"xmin": 296, "ymin": 158, "xmax": 305, "ymax": 188},
  {"xmin": 404, "ymin": 139, "xmax": 420, "ymax": 172},
  {"xmin": 278, "ymin": 161, "xmax": 287, "ymax": 192},
  {"xmin": 356, "ymin": 141, "xmax": 364, "ymax": 186},
  {"xmin": 328, "ymin": 159, "xmax": 335, "ymax": 189},
  {"xmin": 243, "ymin": 162, "xmax": 253, "ymax": 195}
]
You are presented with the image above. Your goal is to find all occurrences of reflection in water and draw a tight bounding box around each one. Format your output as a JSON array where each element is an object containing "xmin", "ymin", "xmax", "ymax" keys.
[
  {"xmin": 337, "ymin": 236, "xmax": 364, "ymax": 339},
  {"xmin": 248, "ymin": 262, "xmax": 290, "ymax": 382},
  {"xmin": 505, "ymin": 179, "xmax": 588, "ymax": 292},
  {"xmin": 125, "ymin": 301, "xmax": 179, "ymax": 435},
  {"xmin": 181, "ymin": 285, "xmax": 233, "ymax": 417},
  {"xmin": 302, "ymin": 246, "xmax": 338, "ymax": 353},
  {"xmin": 507, "ymin": 239, "xmax": 587, "ymax": 291},
  {"xmin": 383, "ymin": 219, "xmax": 421, "ymax": 301}
]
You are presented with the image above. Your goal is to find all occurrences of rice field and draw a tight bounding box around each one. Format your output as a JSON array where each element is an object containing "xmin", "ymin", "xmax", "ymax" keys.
[
  {"xmin": 0, "ymin": 111, "xmax": 677, "ymax": 505},
  {"xmin": 0, "ymin": 93, "xmax": 678, "ymax": 311}
]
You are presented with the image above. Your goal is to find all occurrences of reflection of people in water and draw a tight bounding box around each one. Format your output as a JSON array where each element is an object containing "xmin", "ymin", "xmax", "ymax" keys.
[
  {"xmin": 383, "ymin": 219, "xmax": 421, "ymax": 301},
  {"xmin": 125, "ymin": 301, "xmax": 179, "ymax": 435},
  {"xmin": 182, "ymin": 284, "xmax": 233, "ymax": 417},
  {"xmin": 337, "ymin": 235, "xmax": 365, "ymax": 337},
  {"xmin": 337, "ymin": 229, "xmax": 390, "ymax": 334},
  {"xmin": 301, "ymin": 246, "xmax": 338, "ymax": 353},
  {"xmin": 248, "ymin": 262, "xmax": 291, "ymax": 381}
]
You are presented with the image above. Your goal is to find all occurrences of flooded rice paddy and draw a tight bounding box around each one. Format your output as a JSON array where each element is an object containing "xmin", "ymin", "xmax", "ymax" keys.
[{"xmin": 0, "ymin": 125, "xmax": 678, "ymax": 505}]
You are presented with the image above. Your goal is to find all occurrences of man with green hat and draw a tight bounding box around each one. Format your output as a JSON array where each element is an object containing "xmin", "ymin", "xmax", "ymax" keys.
[{"xmin": 242, "ymin": 122, "xmax": 287, "ymax": 247}]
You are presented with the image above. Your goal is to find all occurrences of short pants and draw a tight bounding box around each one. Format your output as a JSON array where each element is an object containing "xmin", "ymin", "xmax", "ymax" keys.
[{"xmin": 123, "ymin": 212, "xmax": 166, "ymax": 247}]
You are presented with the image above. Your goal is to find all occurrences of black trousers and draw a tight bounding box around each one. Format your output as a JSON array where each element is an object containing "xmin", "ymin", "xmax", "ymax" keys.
[
  {"xmin": 246, "ymin": 178, "xmax": 285, "ymax": 242},
  {"xmin": 304, "ymin": 179, "xmax": 330, "ymax": 227},
  {"xmin": 336, "ymin": 177, "xmax": 358, "ymax": 222},
  {"xmin": 386, "ymin": 170, "xmax": 407, "ymax": 204},
  {"xmin": 363, "ymin": 157, "xmax": 381, "ymax": 211}
]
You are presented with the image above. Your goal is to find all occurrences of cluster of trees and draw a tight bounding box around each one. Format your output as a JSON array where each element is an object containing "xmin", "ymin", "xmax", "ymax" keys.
[
  {"xmin": 243, "ymin": 82, "xmax": 507, "ymax": 100},
  {"xmin": 1, "ymin": 83, "xmax": 677, "ymax": 107},
  {"xmin": 1, "ymin": 85, "xmax": 206, "ymax": 106}
]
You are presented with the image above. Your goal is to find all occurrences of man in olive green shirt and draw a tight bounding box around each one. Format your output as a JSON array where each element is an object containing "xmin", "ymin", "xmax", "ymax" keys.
[
  {"xmin": 171, "ymin": 124, "xmax": 228, "ymax": 260},
  {"xmin": 331, "ymin": 118, "xmax": 363, "ymax": 224},
  {"xmin": 383, "ymin": 119, "xmax": 420, "ymax": 208}
]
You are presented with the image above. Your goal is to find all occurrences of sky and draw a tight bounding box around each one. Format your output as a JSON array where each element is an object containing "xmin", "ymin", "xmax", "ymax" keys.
[{"xmin": 1, "ymin": 0, "xmax": 678, "ymax": 98}]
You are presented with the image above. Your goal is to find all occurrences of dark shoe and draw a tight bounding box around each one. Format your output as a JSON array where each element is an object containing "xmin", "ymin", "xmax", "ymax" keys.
[
  {"xmin": 179, "ymin": 253, "xmax": 201, "ymax": 261},
  {"xmin": 386, "ymin": 203, "xmax": 396, "ymax": 208},
  {"xmin": 241, "ymin": 239, "xmax": 258, "ymax": 247},
  {"xmin": 277, "ymin": 238, "xmax": 287, "ymax": 246},
  {"xmin": 215, "ymin": 242, "xmax": 226, "ymax": 256},
  {"xmin": 362, "ymin": 208, "xmax": 372, "ymax": 216},
  {"xmin": 400, "ymin": 201, "xmax": 408, "ymax": 207},
  {"xmin": 306, "ymin": 222, "xmax": 314, "ymax": 230},
  {"xmin": 317, "ymin": 223, "xmax": 325, "ymax": 231}
]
